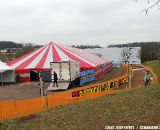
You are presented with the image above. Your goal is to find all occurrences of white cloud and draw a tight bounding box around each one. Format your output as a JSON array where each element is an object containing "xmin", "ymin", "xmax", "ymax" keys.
[{"xmin": 0, "ymin": 0, "xmax": 160, "ymax": 46}]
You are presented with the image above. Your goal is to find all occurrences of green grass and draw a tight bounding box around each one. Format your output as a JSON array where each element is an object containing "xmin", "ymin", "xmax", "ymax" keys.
[
  {"xmin": 1, "ymin": 60, "xmax": 159, "ymax": 130},
  {"xmin": 1, "ymin": 84, "xmax": 160, "ymax": 130},
  {"xmin": 145, "ymin": 60, "xmax": 160, "ymax": 80}
]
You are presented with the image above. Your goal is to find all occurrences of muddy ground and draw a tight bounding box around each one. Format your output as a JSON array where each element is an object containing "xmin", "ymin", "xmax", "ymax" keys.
[{"xmin": 0, "ymin": 67, "xmax": 146, "ymax": 101}]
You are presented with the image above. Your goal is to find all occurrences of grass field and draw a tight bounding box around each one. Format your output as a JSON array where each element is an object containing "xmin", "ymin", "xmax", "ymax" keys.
[
  {"xmin": 1, "ymin": 60, "xmax": 160, "ymax": 130},
  {"xmin": 1, "ymin": 84, "xmax": 160, "ymax": 130}
]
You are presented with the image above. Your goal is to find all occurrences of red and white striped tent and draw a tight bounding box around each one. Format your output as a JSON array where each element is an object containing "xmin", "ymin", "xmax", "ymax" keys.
[{"xmin": 7, "ymin": 42, "xmax": 112, "ymax": 82}]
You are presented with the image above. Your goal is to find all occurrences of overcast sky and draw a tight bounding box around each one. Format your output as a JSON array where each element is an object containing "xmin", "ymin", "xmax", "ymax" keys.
[{"xmin": 0, "ymin": 0, "xmax": 160, "ymax": 46}]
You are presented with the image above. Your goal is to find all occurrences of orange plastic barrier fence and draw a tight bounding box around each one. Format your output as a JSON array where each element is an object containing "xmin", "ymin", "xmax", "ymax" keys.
[
  {"xmin": 0, "ymin": 89, "xmax": 120, "ymax": 121},
  {"xmin": 0, "ymin": 66, "xmax": 131, "ymax": 121},
  {"xmin": 144, "ymin": 66, "xmax": 158, "ymax": 80}
]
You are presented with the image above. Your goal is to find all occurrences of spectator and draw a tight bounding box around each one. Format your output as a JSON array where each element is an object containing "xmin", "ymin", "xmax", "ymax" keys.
[
  {"xmin": 15, "ymin": 74, "xmax": 20, "ymax": 83},
  {"xmin": 53, "ymin": 71, "xmax": 58, "ymax": 87}
]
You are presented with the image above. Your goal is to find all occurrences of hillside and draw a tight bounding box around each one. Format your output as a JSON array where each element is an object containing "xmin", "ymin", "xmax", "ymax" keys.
[
  {"xmin": 108, "ymin": 41, "xmax": 160, "ymax": 48},
  {"xmin": 1, "ymin": 84, "xmax": 160, "ymax": 130}
]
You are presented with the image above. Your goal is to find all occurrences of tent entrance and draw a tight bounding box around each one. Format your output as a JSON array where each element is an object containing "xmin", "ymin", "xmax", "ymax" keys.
[{"xmin": 30, "ymin": 70, "xmax": 38, "ymax": 81}]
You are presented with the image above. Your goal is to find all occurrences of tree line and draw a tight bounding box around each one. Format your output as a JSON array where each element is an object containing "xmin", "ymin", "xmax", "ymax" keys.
[
  {"xmin": 0, "ymin": 41, "xmax": 42, "ymax": 61},
  {"xmin": 108, "ymin": 42, "xmax": 160, "ymax": 63},
  {"xmin": 0, "ymin": 41, "xmax": 42, "ymax": 49},
  {"xmin": 71, "ymin": 44, "xmax": 102, "ymax": 49},
  {"xmin": 0, "ymin": 41, "xmax": 23, "ymax": 49},
  {"xmin": 1, "ymin": 41, "xmax": 160, "ymax": 63}
]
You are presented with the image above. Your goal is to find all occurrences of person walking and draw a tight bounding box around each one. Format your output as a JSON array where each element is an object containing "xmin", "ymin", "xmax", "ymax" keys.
[{"xmin": 53, "ymin": 71, "xmax": 58, "ymax": 87}]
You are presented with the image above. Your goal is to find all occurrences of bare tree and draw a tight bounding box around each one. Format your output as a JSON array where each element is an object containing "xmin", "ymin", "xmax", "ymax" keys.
[
  {"xmin": 136, "ymin": 0, "xmax": 160, "ymax": 14},
  {"xmin": 121, "ymin": 48, "xmax": 133, "ymax": 89},
  {"xmin": 137, "ymin": 48, "xmax": 141, "ymax": 60},
  {"xmin": 121, "ymin": 48, "xmax": 133, "ymax": 64}
]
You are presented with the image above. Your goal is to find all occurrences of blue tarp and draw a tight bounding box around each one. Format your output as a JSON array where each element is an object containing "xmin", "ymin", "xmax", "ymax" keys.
[
  {"xmin": 80, "ymin": 69, "xmax": 95, "ymax": 85},
  {"xmin": 112, "ymin": 61, "xmax": 122, "ymax": 68}
]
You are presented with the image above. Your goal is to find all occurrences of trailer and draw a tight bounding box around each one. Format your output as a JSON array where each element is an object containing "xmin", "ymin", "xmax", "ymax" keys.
[{"xmin": 47, "ymin": 60, "xmax": 80, "ymax": 91}]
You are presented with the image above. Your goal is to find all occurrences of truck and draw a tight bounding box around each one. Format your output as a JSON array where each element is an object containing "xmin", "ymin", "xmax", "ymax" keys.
[{"xmin": 47, "ymin": 60, "xmax": 80, "ymax": 90}]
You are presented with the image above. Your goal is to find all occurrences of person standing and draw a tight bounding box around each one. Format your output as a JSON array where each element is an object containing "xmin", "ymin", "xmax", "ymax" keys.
[
  {"xmin": 15, "ymin": 74, "xmax": 20, "ymax": 83},
  {"xmin": 53, "ymin": 71, "xmax": 58, "ymax": 87}
]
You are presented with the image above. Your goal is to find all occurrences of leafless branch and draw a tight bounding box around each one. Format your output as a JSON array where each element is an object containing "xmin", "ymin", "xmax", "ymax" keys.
[{"xmin": 139, "ymin": 0, "xmax": 160, "ymax": 14}]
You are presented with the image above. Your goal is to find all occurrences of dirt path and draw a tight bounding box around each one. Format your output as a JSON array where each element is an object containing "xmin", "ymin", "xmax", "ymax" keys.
[
  {"xmin": 131, "ymin": 70, "xmax": 145, "ymax": 88},
  {"xmin": 0, "ymin": 67, "xmax": 127, "ymax": 101},
  {"xmin": 0, "ymin": 66, "xmax": 150, "ymax": 101},
  {"xmin": 0, "ymin": 82, "xmax": 55, "ymax": 101},
  {"xmin": 131, "ymin": 69, "xmax": 156, "ymax": 88}
]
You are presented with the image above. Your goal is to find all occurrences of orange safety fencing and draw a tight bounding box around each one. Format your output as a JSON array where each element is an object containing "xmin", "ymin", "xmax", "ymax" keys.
[
  {"xmin": 0, "ymin": 65, "xmax": 137, "ymax": 121},
  {"xmin": 144, "ymin": 66, "xmax": 158, "ymax": 80},
  {"xmin": 0, "ymin": 89, "xmax": 120, "ymax": 121}
]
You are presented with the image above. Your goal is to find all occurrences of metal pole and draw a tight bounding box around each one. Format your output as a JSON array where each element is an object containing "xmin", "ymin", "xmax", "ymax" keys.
[
  {"xmin": 39, "ymin": 72, "xmax": 44, "ymax": 111},
  {"xmin": 2, "ymin": 72, "xmax": 3, "ymax": 86},
  {"xmin": 0, "ymin": 72, "xmax": 1, "ymax": 86},
  {"xmin": 1, "ymin": 72, "xmax": 3, "ymax": 86},
  {"xmin": 126, "ymin": 64, "xmax": 129, "ymax": 89},
  {"xmin": 45, "ymin": 90, "xmax": 48, "ymax": 110},
  {"xmin": 129, "ymin": 65, "xmax": 131, "ymax": 89}
]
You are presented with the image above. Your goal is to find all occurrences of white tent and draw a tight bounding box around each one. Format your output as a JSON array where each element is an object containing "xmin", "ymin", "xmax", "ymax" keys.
[{"xmin": 0, "ymin": 61, "xmax": 15, "ymax": 85}]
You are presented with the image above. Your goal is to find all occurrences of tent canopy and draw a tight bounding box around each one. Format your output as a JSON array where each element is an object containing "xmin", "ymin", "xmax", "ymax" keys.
[
  {"xmin": 7, "ymin": 42, "xmax": 111, "ymax": 82},
  {"xmin": 0, "ymin": 60, "xmax": 13, "ymax": 72},
  {"xmin": 8, "ymin": 42, "xmax": 110, "ymax": 72}
]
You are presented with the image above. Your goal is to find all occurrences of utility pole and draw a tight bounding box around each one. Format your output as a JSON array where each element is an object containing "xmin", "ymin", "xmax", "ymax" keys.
[
  {"xmin": 121, "ymin": 47, "xmax": 133, "ymax": 89},
  {"xmin": 1, "ymin": 72, "xmax": 2, "ymax": 86},
  {"xmin": 128, "ymin": 64, "xmax": 132, "ymax": 89},
  {"xmin": 39, "ymin": 72, "xmax": 44, "ymax": 111},
  {"xmin": 1, "ymin": 72, "xmax": 3, "ymax": 86}
]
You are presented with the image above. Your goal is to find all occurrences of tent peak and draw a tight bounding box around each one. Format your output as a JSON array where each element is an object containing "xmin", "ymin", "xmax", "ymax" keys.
[{"xmin": 47, "ymin": 41, "xmax": 58, "ymax": 46}]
